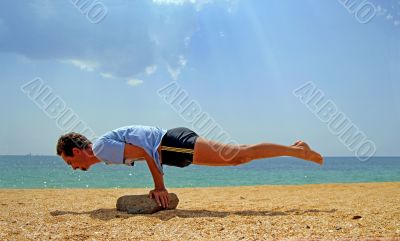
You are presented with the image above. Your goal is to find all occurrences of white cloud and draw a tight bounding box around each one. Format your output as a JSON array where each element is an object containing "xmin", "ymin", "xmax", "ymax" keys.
[
  {"xmin": 145, "ymin": 65, "xmax": 158, "ymax": 75},
  {"xmin": 167, "ymin": 55, "xmax": 187, "ymax": 80},
  {"xmin": 376, "ymin": 5, "xmax": 388, "ymax": 16},
  {"xmin": 179, "ymin": 55, "xmax": 187, "ymax": 66},
  {"xmin": 167, "ymin": 65, "xmax": 181, "ymax": 80},
  {"xmin": 386, "ymin": 14, "xmax": 394, "ymax": 20},
  {"xmin": 152, "ymin": 0, "xmax": 213, "ymax": 11},
  {"xmin": 64, "ymin": 59, "xmax": 98, "ymax": 72},
  {"xmin": 184, "ymin": 36, "xmax": 191, "ymax": 48},
  {"xmin": 0, "ymin": 1, "xmax": 238, "ymax": 82},
  {"xmin": 127, "ymin": 79, "xmax": 144, "ymax": 87},
  {"xmin": 394, "ymin": 20, "xmax": 400, "ymax": 26},
  {"xmin": 152, "ymin": 0, "xmax": 196, "ymax": 5},
  {"xmin": 100, "ymin": 72, "xmax": 115, "ymax": 79}
]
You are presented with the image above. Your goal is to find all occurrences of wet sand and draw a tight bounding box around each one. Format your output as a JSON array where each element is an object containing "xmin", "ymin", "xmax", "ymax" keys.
[{"xmin": 0, "ymin": 182, "xmax": 399, "ymax": 240}]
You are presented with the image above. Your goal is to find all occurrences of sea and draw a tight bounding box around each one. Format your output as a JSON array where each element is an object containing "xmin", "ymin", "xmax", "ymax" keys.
[{"xmin": 0, "ymin": 156, "xmax": 399, "ymax": 188}]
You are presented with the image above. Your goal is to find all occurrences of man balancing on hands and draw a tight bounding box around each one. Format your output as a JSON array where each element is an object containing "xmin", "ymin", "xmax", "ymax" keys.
[{"xmin": 56, "ymin": 125, "xmax": 323, "ymax": 209}]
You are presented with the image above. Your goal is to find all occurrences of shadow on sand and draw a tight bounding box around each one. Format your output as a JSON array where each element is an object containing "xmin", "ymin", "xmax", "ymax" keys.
[{"xmin": 50, "ymin": 208, "xmax": 337, "ymax": 221}]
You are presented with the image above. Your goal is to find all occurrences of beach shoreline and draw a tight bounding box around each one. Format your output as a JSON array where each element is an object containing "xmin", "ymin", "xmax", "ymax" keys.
[{"xmin": 0, "ymin": 182, "xmax": 399, "ymax": 240}]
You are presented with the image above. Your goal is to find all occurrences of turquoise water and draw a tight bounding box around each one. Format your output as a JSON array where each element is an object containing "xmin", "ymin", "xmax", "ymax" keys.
[{"xmin": 0, "ymin": 156, "xmax": 399, "ymax": 188}]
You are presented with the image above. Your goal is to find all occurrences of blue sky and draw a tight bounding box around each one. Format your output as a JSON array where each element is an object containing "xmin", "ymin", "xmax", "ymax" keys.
[{"xmin": 0, "ymin": 0, "xmax": 399, "ymax": 156}]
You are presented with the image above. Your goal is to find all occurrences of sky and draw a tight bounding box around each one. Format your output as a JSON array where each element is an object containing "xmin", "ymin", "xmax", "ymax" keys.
[{"xmin": 0, "ymin": 0, "xmax": 399, "ymax": 157}]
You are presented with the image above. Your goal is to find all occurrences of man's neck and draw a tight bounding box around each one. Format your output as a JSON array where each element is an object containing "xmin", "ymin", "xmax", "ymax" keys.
[
  {"xmin": 86, "ymin": 146, "xmax": 102, "ymax": 164},
  {"xmin": 89, "ymin": 155, "xmax": 102, "ymax": 164}
]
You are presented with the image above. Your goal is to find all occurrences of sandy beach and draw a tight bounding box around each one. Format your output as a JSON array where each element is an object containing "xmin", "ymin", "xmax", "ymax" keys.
[{"xmin": 0, "ymin": 182, "xmax": 399, "ymax": 240}]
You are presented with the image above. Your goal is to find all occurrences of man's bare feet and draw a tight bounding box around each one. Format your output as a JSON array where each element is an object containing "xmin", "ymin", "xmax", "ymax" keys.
[{"xmin": 292, "ymin": 140, "xmax": 324, "ymax": 165}]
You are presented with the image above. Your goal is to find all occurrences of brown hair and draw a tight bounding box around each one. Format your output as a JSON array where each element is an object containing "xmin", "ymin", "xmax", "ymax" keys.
[{"xmin": 56, "ymin": 132, "xmax": 92, "ymax": 157}]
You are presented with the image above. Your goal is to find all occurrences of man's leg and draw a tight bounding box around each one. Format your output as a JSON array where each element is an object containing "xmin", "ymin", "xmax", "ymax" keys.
[{"xmin": 192, "ymin": 137, "xmax": 323, "ymax": 166}]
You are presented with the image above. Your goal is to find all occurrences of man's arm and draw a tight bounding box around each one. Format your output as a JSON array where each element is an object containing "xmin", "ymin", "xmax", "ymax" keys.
[
  {"xmin": 123, "ymin": 144, "xmax": 169, "ymax": 208},
  {"xmin": 144, "ymin": 154, "xmax": 170, "ymax": 208},
  {"xmin": 144, "ymin": 152, "xmax": 166, "ymax": 189}
]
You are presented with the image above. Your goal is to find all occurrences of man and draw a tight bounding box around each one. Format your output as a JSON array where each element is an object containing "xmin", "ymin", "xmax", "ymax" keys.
[{"xmin": 56, "ymin": 125, "xmax": 323, "ymax": 209}]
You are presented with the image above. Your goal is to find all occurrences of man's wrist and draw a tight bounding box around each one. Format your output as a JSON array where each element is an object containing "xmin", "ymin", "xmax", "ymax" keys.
[{"xmin": 154, "ymin": 185, "xmax": 166, "ymax": 190}]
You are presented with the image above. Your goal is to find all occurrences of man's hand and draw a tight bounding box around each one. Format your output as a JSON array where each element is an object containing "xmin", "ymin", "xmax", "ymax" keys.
[{"xmin": 149, "ymin": 188, "xmax": 169, "ymax": 208}]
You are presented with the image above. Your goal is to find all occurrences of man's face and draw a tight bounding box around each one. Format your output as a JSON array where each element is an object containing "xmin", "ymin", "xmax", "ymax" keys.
[{"xmin": 61, "ymin": 148, "xmax": 91, "ymax": 171}]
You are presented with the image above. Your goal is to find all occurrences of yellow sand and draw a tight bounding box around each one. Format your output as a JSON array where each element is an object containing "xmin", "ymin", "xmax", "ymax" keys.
[{"xmin": 0, "ymin": 182, "xmax": 399, "ymax": 240}]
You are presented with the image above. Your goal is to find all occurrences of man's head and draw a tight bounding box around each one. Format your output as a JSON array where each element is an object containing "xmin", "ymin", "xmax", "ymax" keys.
[{"xmin": 56, "ymin": 132, "xmax": 97, "ymax": 171}]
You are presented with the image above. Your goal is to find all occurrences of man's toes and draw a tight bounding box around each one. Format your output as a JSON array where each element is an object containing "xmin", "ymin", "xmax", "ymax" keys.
[{"xmin": 292, "ymin": 140, "xmax": 302, "ymax": 146}]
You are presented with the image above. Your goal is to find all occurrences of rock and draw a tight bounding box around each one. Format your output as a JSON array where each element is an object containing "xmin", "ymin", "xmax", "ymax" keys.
[
  {"xmin": 352, "ymin": 215, "xmax": 362, "ymax": 220},
  {"xmin": 116, "ymin": 193, "xmax": 179, "ymax": 214}
]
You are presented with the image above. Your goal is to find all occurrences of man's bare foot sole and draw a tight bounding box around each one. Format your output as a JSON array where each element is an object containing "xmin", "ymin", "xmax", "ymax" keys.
[{"xmin": 292, "ymin": 140, "xmax": 324, "ymax": 165}]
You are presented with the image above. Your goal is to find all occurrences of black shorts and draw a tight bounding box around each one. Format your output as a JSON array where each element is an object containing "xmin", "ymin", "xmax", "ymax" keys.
[{"xmin": 160, "ymin": 127, "xmax": 199, "ymax": 168}]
